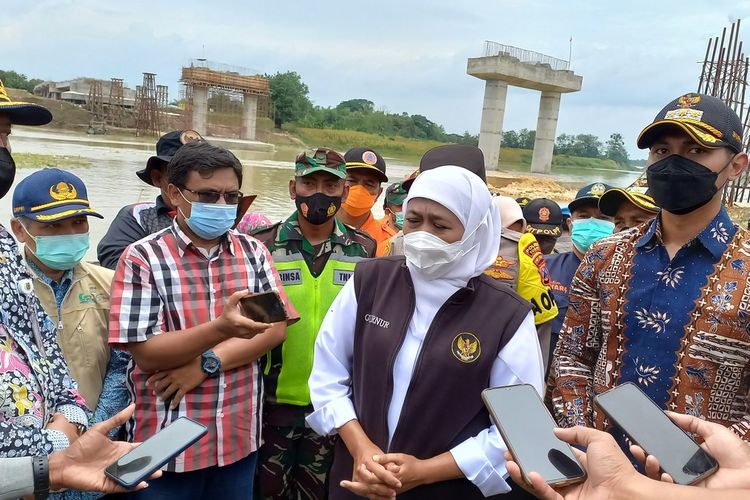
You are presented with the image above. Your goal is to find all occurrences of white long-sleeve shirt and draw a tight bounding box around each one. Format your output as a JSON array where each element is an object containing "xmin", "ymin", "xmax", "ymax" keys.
[{"xmin": 307, "ymin": 278, "xmax": 544, "ymax": 497}]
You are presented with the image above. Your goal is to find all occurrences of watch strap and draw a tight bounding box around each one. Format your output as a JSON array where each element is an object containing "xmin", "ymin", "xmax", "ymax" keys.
[{"xmin": 32, "ymin": 455, "xmax": 49, "ymax": 500}]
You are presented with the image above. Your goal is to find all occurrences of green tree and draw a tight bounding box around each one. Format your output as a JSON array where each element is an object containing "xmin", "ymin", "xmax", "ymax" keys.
[
  {"xmin": 517, "ymin": 128, "xmax": 536, "ymax": 149},
  {"xmin": 336, "ymin": 99, "xmax": 374, "ymax": 113},
  {"xmin": 605, "ymin": 132, "xmax": 630, "ymax": 166},
  {"xmin": 571, "ymin": 134, "xmax": 603, "ymax": 158},
  {"xmin": 502, "ymin": 130, "xmax": 519, "ymax": 148},
  {"xmin": 0, "ymin": 69, "xmax": 43, "ymax": 92},
  {"xmin": 266, "ymin": 71, "xmax": 313, "ymax": 128}
]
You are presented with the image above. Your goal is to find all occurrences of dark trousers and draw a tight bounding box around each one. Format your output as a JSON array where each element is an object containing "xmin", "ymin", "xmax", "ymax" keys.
[{"xmin": 127, "ymin": 451, "xmax": 258, "ymax": 500}]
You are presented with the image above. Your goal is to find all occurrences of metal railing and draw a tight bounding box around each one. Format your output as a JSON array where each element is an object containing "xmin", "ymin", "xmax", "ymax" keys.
[
  {"xmin": 187, "ymin": 59, "xmax": 262, "ymax": 78},
  {"xmin": 482, "ymin": 41, "xmax": 570, "ymax": 71}
]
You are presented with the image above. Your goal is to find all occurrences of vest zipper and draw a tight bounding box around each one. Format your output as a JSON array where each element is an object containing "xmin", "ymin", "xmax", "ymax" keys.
[
  {"xmin": 388, "ymin": 287, "xmax": 466, "ymax": 450},
  {"xmin": 383, "ymin": 276, "xmax": 416, "ymax": 453}
]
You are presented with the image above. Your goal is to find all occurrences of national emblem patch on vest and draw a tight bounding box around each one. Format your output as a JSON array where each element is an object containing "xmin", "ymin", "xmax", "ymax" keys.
[{"xmin": 451, "ymin": 333, "xmax": 481, "ymax": 363}]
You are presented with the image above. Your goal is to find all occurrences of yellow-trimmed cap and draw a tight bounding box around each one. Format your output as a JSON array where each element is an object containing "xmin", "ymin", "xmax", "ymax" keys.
[
  {"xmin": 599, "ymin": 187, "xmax": 659, "ymax": 217},
  {"xmin": 637, "ymin": 93, "xmax": 742, "ymax": 152}
]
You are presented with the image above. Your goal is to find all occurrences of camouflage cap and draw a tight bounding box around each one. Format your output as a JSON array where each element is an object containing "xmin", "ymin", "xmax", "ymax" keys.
[
  {"xmin": 384, "ymin": 181, "xmax": 408, "ymax": 207},
  {"xmin": 295, "ymin": 147, "xmax": 347, "ymax": 179}
]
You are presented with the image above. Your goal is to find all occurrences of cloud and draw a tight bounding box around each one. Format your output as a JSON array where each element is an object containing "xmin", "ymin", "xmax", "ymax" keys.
[{"xmin": 2, "ymin": 0, "xmax": 748, "ymax": 157}]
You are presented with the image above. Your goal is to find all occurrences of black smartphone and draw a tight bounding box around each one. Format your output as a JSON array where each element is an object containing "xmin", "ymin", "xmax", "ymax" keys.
[
  {"xmin": 594, "ymin": 382, "xmax": 718, "ymax": 485},
  {"xmin": 105, "ymin": 417, "xmax": 207, "ymax": 488},
  {"xmin": 482, "ymin": 384, "xmax": 586, "ymax": 487},
  {"xmin": 239, "ymin": 291, "xmax": 288, "ymax": 323}
]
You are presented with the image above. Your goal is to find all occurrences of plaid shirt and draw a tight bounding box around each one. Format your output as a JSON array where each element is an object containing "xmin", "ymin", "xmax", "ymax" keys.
[{"xmin": 109, "ymin": 221, "xmax": 296, "ymax": 472}]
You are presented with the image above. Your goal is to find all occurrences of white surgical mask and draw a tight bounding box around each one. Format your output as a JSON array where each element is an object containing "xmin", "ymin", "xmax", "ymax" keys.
[{"xmin": 404, "ymin": 229, "xmax": 479, "ymax": 280}]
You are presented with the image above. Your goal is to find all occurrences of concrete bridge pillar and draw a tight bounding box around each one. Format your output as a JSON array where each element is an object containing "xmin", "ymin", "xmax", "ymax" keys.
[
  {"xmin": 530, "ymin": 91, "xmax": 561, "ymax": 174},
  {"xmin": 192, "ymin": 86, "xmax": 208, "ymax": 136},
  {"xmin": 242, "ymin": 93, "xmax": 258, "ymax": 140},
  {"xmin": 477, "ymin": 80, "xmax": 508, "ymax": 171}
]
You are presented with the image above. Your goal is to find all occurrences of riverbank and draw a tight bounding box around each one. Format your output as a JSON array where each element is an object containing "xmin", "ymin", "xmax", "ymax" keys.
[{"xmin": 12, "ymin": 152, "xmax": 92, "ymax": 168}]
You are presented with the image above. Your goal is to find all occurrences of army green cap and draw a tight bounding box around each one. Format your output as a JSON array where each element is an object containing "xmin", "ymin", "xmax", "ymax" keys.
[
  {"xmin": 295, "ymin": 147, "xmax": 347, "ymax": 179},
  {"xmin": 384, "ymin": 181, "xmax": 408, "ymax": 206}
]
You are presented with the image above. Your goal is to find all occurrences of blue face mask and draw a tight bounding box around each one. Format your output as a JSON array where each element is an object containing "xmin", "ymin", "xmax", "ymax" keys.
[
  {"xmin": 394, "ymin": 212, "xmax": 404, "ymax": 230},
  {"xmin": 28, "ymin": 231, "xmax": 90, "ymax": 271},
  {"xmin": 180, "ymin": 192, "xmax": 237, "ymax": 240},
  {"xmin": 571, "ymin": 218, "xmax": 615, "ymax": 253}
]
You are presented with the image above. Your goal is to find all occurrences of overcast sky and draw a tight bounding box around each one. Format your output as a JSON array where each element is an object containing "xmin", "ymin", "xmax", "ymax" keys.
[{"xmin": 4, "ymin": 0, "xmax": 750, "ymax": 157}]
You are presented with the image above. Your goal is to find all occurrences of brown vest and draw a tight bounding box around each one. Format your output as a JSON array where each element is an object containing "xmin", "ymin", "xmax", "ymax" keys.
[{"xmin": 329, "ymin": 257, "xmax": 530, "ymax": 499}]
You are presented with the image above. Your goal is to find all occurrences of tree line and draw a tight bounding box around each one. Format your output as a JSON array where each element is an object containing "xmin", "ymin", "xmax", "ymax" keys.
[
  {"xmin": 0, "ymin": 70, "xmax": 43, "ymax": 93},
  {"xmin": 502, "ymin": 128, "xmax": 630, "ymax": 166},
  {"xmin": 267, "ymin": 71, "xmax": 630, "ymax": 165}
]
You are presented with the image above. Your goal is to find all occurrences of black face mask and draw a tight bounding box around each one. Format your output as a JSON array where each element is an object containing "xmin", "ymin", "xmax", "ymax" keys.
[
  {"xmin": 646, "ymin": 154, "xmax": 733, "ymax": 215},
  {"xmin": 295, "ymin": 192, "xmax": 342, "ymax": 225},
  {"xmin": 0, "ymin": 148, "xmax": 16, "ymax": 199}
]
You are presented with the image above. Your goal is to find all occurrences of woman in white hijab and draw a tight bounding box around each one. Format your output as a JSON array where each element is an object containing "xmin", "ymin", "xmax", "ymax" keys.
[{"xmin": 307, "ymin": 166, "xmax": 544, "ymax": 499}]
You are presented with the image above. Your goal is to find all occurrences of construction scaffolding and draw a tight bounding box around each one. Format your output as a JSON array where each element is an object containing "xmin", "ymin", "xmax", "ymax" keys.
[
  {"xmin": 107, "ymin": 78, "xmax": 125, "ymax": 127},
  {"xmin": 180, "ymin": 60, "xmax": 270, "ymax": 139},
  {"xmin": 87, "ymin": 79, "xmax": 105, "ymax": 120},
  {"xmin": 697, "ymin": 20, "xmax": 750, "ymax": 205},
  {"xmin": 134, "ymin": 73, "xmax": 161, "ymax": 137}
]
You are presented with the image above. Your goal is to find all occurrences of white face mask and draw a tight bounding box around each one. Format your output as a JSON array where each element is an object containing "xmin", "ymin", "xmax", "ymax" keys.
[{"xmin": 404, "ymin": 230, "xmax": 478, "ymax": 280}]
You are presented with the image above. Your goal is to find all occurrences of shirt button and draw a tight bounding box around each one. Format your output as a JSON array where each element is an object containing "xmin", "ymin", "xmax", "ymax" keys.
[
  {"xmin": 217, "ymin": 411, "xmax": 223, "ymax": 417},
  {"xmin": 222, "ymin": 384, "xmax": 227, "ymax": 389},
  {"xmin": 210, "ymin": 288, "xmax": 216, "ymax": 293}
]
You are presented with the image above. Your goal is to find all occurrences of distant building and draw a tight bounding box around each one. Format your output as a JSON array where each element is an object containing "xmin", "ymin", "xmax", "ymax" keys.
[{"xmin": 34, "ymin": 78, "xmax": 137, "ymax": 108}]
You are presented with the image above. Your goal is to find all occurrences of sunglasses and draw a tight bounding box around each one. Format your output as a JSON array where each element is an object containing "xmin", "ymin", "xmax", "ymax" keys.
[{"xmin": 181, "ymin": 187, "xmax": 243, "ymax": 205}]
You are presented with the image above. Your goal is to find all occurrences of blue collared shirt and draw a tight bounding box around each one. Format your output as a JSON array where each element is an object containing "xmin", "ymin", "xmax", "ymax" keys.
[{"xmin": 620, "ymin": 208, "xmax": 736, "ymax": 408}]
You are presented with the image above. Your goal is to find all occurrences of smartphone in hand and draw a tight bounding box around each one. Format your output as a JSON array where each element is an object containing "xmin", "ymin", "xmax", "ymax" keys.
[
  {"xmin": 482, "ymin": 384, "xmax": 586, "ymax": 487},
  {"xmin": 239, "ymin": 291, "xmax": 288, "ymax": 324},
  {"xmin": 594, "ymin": 382, "xmax": 718, "ymax": 485},
  {"xmin": 105, "ymin": 417, "xmax": 207, "ymax": 489}
]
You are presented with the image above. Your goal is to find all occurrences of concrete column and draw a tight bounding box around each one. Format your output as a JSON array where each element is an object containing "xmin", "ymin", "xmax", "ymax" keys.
[
  {"xmin": 241, "ymin": 93, "xmax": 258, "ymax": 140},
  {"xmin": 530, "ymin": 91, "xmax": 561, "ymax": 174},
  {"xmin": 192, "ymin": 86, "xmax": 208, "ymax": 136},
  {"xmin": 477, "ymin": 80, "xmax": 508, "ymax": 171}
]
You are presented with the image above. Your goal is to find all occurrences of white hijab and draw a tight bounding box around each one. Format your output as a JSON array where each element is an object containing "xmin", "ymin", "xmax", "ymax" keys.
[
  {"xmin": 398, "ymin": 165, "xmax": 501, "ymax": 356},
  {"xmin": 403, "ymin": 165, "xmax": 501, "ymax": 288}
]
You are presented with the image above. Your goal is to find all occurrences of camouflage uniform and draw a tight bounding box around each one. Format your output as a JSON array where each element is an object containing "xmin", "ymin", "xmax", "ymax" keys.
[{"xmin": 253, "ymin": 212, "xmax": 375, "ymax": 500}]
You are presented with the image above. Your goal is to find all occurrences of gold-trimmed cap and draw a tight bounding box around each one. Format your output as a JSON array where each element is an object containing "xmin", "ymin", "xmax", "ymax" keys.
[{"xmin": 637, "ymin": 93, "xmax": 742, "ymax": 152}]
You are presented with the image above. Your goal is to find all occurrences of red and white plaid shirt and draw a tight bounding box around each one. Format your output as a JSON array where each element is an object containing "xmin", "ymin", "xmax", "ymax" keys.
[{"xmin": 109, "ymin": 222, "xmax": 297, "ymax": 472}]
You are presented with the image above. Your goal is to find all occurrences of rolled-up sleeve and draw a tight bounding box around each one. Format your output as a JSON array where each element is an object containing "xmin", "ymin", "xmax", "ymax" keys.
[
  {"xmin": 306, "ymin": 278, "xmax": 358, "ymax": 436},
  {"xmin": 450, "ymin": 311, "xmax": 543, "ymax": 497}
]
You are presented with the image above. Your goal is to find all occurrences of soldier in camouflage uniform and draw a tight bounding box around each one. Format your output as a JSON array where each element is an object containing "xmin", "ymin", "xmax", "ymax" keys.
[{"xmin": 252, "ymin": 147, "xmax": 375, "ymax": 499}]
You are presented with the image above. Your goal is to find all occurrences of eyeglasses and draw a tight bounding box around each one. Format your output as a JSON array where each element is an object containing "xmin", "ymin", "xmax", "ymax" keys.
[{"xmin": 180, "ymin": 187, "xmax": 243, "ymax": 205}]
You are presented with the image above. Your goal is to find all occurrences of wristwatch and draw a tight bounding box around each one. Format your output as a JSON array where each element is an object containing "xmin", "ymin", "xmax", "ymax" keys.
[
  {"xmin": 200, "ymin": 350, "xmax": 222, "ymax": 378},
  {"xmin": 32, "ymin": 454, "xmax": 49, "ymax": 499}
]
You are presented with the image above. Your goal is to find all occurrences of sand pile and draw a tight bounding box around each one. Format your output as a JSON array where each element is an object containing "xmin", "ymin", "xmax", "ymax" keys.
[{"xmin": 488, "ymin": 176, "xmax": 577, "ymax": 202}]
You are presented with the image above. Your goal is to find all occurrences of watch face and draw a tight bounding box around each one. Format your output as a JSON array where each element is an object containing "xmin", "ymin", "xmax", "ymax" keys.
[{"xmin": 204, "ymin": 358, "xmax": 220, "ymax": 372}]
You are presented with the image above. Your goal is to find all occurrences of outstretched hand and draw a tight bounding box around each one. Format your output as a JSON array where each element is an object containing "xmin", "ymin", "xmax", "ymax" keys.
[{"xmin": 48, "ymin": 404, "xmax": 162, "ymax": 493}]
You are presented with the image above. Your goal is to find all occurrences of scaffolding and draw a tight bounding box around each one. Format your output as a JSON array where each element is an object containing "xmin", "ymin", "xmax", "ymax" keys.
[
  {"xmin": 697, "ymin": 20, "xmax": 750, "ymax": 205},
  {"xmin": 134, "ymin": 73, "xmax": 161, "ymax": 137},
  {"xmin": 87, "ymin": 79, "xmax": 105, "ymax": 120},
  {"xmin": 107, "ymin": 78, "xmax": 125, "ymax": 127}
]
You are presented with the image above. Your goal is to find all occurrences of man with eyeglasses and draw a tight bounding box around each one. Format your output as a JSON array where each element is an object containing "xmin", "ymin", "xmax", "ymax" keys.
[
  {"xmin": 253, "ymin": 148, "xmax": 375, "ymax": 499},
  {"xmin": 109, "ymin": 141, "xmax": 298, "ymax": 499}
]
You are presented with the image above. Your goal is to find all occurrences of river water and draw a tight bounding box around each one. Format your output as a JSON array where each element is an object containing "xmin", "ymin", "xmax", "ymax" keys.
[{"xmin": 4, "ymin": 129, "xmax": 639, "ymax": 261}]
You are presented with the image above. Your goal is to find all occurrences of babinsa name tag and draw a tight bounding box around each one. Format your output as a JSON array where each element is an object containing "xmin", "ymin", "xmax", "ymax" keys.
[
  {"xmin": 279, "ymin": 269, "xmax": 302, "ymax": 285},
  {"xmin": 333, "ymin": 270, "xmax": 353, "ymax": 285}
]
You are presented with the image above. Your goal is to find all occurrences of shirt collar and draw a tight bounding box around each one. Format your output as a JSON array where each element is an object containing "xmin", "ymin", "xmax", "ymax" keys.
[
  {"xmin": 636, "ymin": 208, "xmax": 735, "ymax": 260},
  {"xmin": 170, "ymin": 219, "xmax": 235, "ymax": 257},
  {"xmin": 25, "ymin": 255, "xmax": 74, "ymax": 287},
  {"xmin": 278, "ymin": 211, "xmax": 352, "ymax": 247}
]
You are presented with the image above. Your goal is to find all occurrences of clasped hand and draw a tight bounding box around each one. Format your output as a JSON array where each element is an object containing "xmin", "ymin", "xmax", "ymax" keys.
[{"xmin": 341, "ymin": 449, "xmax": 426, "ymax": 499}]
